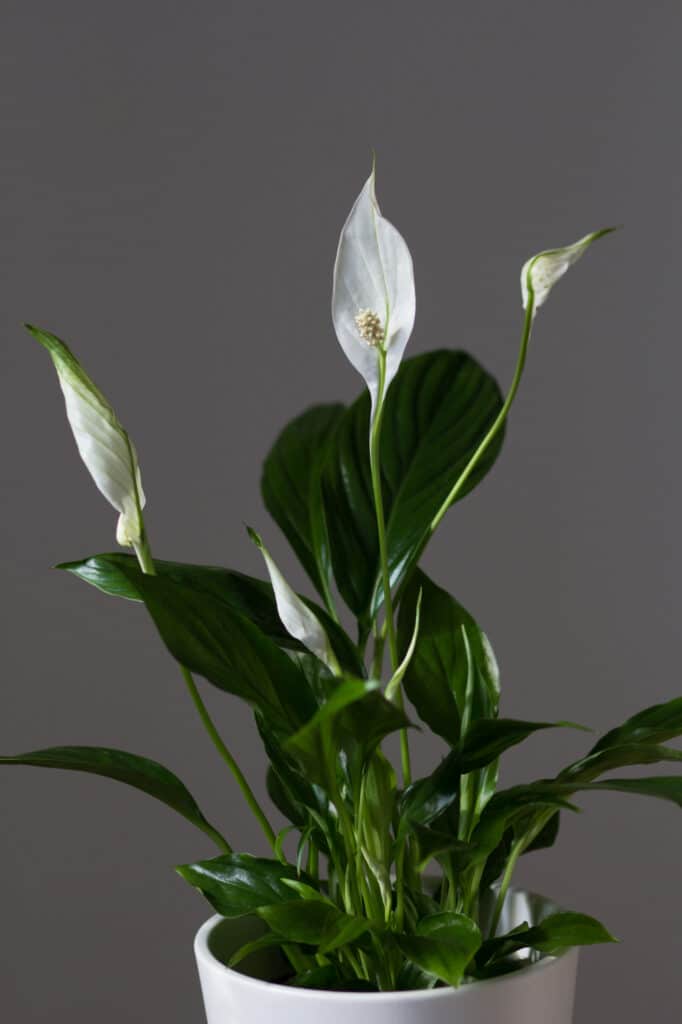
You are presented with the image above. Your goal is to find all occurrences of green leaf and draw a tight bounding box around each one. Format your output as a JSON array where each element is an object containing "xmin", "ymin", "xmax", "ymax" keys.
[
  {"xmin": 262, "ymin": 403, "xmax": 345, "ymax": 604},
  {"xmin": 477, "ymin": 911, "xmax": 616, "ymax": 968},
  {"xmin": 59, "ymin": 553, "xmax": 363, "ymax": 675},
  {"xmin": 0, "ymin": 746, "xmax": 226, "ymax": 847},
  {"xmin": 396, "ymin": 912, "xmax": 482, "ymax": 987},
  {"xmin": 588, "ymin": 696, "xmax": 682, "ymax": 752},
  {"xmin": 397, "ymin": 572, "xmax": 498, "ymax": 746},
  {"xmin": 176, "ymin": 854, "xmax": 306, "ymax": 917},
  {"xmin": 560, "ymin": 742, "xmax": 682, "ymax": 782},
  {"xmin": 285, "ymin": 677, "xmax": 412, "ymax": 787},
  {"xmin": 323, "ymin": 350, "xmax": 504, "ymax": 619},
  {"xmin": 113, "ymin": 563, "xmax": 317, "ymax": 734},
  {"xmin": 258, "ymin": 899, "xmax": 369, "ymax": 951}
]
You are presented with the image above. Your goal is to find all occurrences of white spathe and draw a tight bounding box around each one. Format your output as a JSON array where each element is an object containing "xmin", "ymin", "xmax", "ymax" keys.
[
  {"xmin": 249, "ymin": 528, "xmax": 339, "ymax": 674},
  {"xmin": 332, "ymin": 169, "xmax": 416, "ymax": 419},
  {"xmin": 27, "ymin": 325, "xmax": 146, "ymax": 548},
  {"xmin": 521, "ymin": 228, "xmax": 616, "ymax": 313}
]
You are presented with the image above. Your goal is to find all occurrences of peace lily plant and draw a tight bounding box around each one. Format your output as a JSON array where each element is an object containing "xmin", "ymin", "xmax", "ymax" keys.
[{"xmin": 5, "ymin": 167, "xmax": 681, "ymax": 997}]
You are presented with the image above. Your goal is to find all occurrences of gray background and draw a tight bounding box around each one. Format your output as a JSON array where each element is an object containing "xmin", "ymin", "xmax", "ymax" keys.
[{"xmin": 1, "ymin": 1, "xmax": 680, "ymax": 1020}]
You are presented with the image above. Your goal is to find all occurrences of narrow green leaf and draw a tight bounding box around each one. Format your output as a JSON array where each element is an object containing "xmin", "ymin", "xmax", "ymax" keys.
[
  {"xmin": 0, "ymin": 746, "xmax": 226, "ymax": 847},
  {"xmin": 588, "ymin": 696, "xmax": 682, "ymax": 752},
  {"xmin": 477, "ymin": 911, "xmax": 616, "ymax": 968}
]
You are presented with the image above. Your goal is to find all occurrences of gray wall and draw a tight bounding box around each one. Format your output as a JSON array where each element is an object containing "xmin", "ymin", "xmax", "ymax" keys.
[{"xmin": 1, "ymin": 2, "xmax": 680, "ymax": 1020}]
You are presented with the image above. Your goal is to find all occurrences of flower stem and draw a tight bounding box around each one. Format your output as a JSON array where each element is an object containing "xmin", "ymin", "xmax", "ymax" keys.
[
  {"xmin": 132, "ymin": 534, "xmax": 277, "ymax": 853},
  {"xmin": 429, "ymin": 300, "xmax": 535, "ymax": 537},
  {"xmin": 180, "ymin": 665, "xmax": 277, "ymax": 851},
  {"xmin": 369, "ymin": 350, "xmax": 411, "ymax": 786}
]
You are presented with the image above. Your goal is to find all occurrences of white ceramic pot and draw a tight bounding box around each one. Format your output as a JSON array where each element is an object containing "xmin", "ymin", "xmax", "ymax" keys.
[{"xmin": 195, "ymin": 888, "xmax": 579, "ymax": 1024}]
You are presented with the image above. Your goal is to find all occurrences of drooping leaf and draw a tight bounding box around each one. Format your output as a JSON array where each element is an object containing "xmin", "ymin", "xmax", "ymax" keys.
[
  {"xmin": 580, "ymin": 696, "xmax": 682, "ymax": 757},
  {"xmin": 0, "ymin": 746, "xmax": 226, "ymax": 848},
  {"xmin": 261, "ymin": 403, "xmax": 345, "ymax": 602},
  {"xmin": 58, "ymin": 553, "xmax": 363, "ymax": 675},
  {"xmin": 396, "ymin": 912, "xmax": 482, "ymax": 987},
  {"xmin": 176, "ymin": 854, "xmax": 307, "ymax": 917},
  {"xmin": 323, "ymin": 351, "xmax": 504, "ymax": 619},
  {"xmin": 114, "ymin": 563, "xmax": 317, "ymax": 734}
]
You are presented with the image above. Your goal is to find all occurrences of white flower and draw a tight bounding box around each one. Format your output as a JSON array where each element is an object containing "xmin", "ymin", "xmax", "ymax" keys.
[
  {"xmin": 248, "ymin": 528, "xmax": 340, "ymax": 674},
  {"xmin": 27, "ymin": 325, "xmax": 146, "ymax": 548},
  {"xmin": 521, "ymin": 228, "xmax": 616, "ymax": 313},
  {"xmin": 332, "ymin": 167, "xmax": 416, "ymax": 419}
]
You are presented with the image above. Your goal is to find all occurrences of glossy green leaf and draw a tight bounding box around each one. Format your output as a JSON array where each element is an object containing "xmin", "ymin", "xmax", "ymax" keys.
[
  {"xmin": 587, "ymin": 696, "xmax": 682, "ymax": 752},
  {"xmin": 262, "ymin": 403, "xmax": 345, "ymax": 603},
  {"xmin": 0, "ymin": 746, "xmax": 226, "ymax": 848},
  {"xmin": 59, "ymin": 553, "xmax": 363, "ymax": 676},
  {"xmin": 323, "ymin": 350, "xmax": 504, "ymax": 619},
  {"xmin": 285, "ymin": 677, "xmax": 412, "ymax": 786},
  {"xmin": 397, "ymin": 572, "xmax": 498, "ymax": 746},
  {"xmin": 113, "ymin": 563, "xmax": 317, "ymax": 734},
  {"xmin": 176, "ymin": 854, "xmax": 306, "ymax": 917},
  {"xmin": 560, "ymin": 742, "xmax": 682, "ymax": 782},
  {"xmin": 258, "ymin": 899, "xmax": 369, "ymax": 951},
  {"xmin": 477, "ymin": 911, "xmax": 616, "ymax": 968},
  {"xmin": 396, "ymin": 912, "xmax": 482, "ymax": 987}
]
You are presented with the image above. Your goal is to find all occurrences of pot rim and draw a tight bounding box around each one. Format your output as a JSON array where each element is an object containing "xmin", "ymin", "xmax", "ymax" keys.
[{"xmin": 194, "ymin": 887, "xmax": 577, "ymax": 1004}]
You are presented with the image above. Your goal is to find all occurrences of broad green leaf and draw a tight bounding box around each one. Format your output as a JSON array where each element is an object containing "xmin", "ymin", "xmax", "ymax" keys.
[
  {"xmin": 58, "ymin": 553, "xmax": 363, "ymax": 675},
  {"xmin": 323, "ymin": 350, "xmax": 504, "ymax": 619},
  {"xmin": 398, "ymin": 572, "xmax": 499, "ymax": 746},
  {"xmin": 0, "ymin": 746, "xmax": 226, "ymax": 848},
  {"xmin": 560, "ymin": 742, "xmax": 682, "ymax": 782},
  {"xmin": 477, "ymin": 911, "xmax": 616, "ymax": 968},
  {"xmin": 176, "ymin": 854, "xmax": 306, "ymax": 917},
  {"xmin": 114, "ymin": 563, "xmax": 317, "ymax": 734},
  {"xmin": 261, "ymin": 403, "xmax": 345, "ymax": 602},
  {"xmin": 258, "ymin": 899, "xmax": 369, "ymax": 951},
  {"xmin": 396, "ymin": 912, "xmax": 482, "ymax": 987}
]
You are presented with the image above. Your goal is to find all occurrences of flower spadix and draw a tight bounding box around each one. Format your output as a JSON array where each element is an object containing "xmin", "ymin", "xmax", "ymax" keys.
[
  {"xmin": 521, "ymin": 228, "xmax": 617, "ymax": 314},
  {"xmin": 26, "ymin": 325, "xmax": 146, "ymax": 549},
  {"xmin": 332, "ymin": 167, "xmax": 415, "ymax": 419},
  {"xmin": 248, "ymin": 527, "xmax": 340, "ymax": 674}
]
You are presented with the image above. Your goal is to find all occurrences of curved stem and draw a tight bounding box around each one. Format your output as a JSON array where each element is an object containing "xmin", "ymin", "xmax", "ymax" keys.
[
  {"xmin": 429, "ymin": 301, "xmax": 535, "ymax": 537},
  {"xmin": 369, "ymin": 351, "xmax": 412, "ymax": 786},
  {"xmin": 181, "ymin": 666, "xmax": 277, "ymax": 851},
  {"xmin": 489, "ymin": 839, "xmax": 524, "ymax": 938},
  {"xmin": 132, "ymin": 534, "xmax": 276, "ymax": 853}
]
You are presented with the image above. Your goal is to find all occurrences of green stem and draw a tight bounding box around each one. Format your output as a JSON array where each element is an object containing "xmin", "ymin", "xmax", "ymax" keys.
[
  {"xmin": 132, "ymin": 534, "xmax": 276, "ymax": 852},
  {"xmin": 429, "ymin": 301, "xmax": 535, "ymax": 538},
  {"xmin": 369, "ymin": 351, "xmax": 411, "ymax": 786},
  {"xmin": 181, "ymin": 665, "xmax": 277, "ymax": 851},
  {"xmin": 489, "ymin": 839, "xmax": 524, "ymax": 938}
]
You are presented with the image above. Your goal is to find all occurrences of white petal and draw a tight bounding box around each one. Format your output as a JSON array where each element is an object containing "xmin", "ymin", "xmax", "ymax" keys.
[
  {"xmin": 28, "ymin": 326, "xmax": 145, "ymax": 547},
  {"xmin": 332, "ymin": 169, "xmax": 415, "ymax": 418},
  {"xmin": 521, "ymin": 228, "xmax": 616, "ymax": 313},
  {"xmin": 248, "ymin": 528, "xmax": 339, "ymax": 673}
]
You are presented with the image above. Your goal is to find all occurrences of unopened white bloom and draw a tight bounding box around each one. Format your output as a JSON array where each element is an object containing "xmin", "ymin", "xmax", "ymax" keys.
[
  {"xmin": 248, "ymin": 528, "xmax": 340, "ymax": 674},
  {"xmin": 27, "ymin": 325, "xmax": 146, "ymax": 548},
  {"xmin": 332, "ymin": 167, "xmax": 415, "ymax": 419},
  {"xmin": 521, "ymin": 228, "xmax": 616, "ymax": 314}
]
